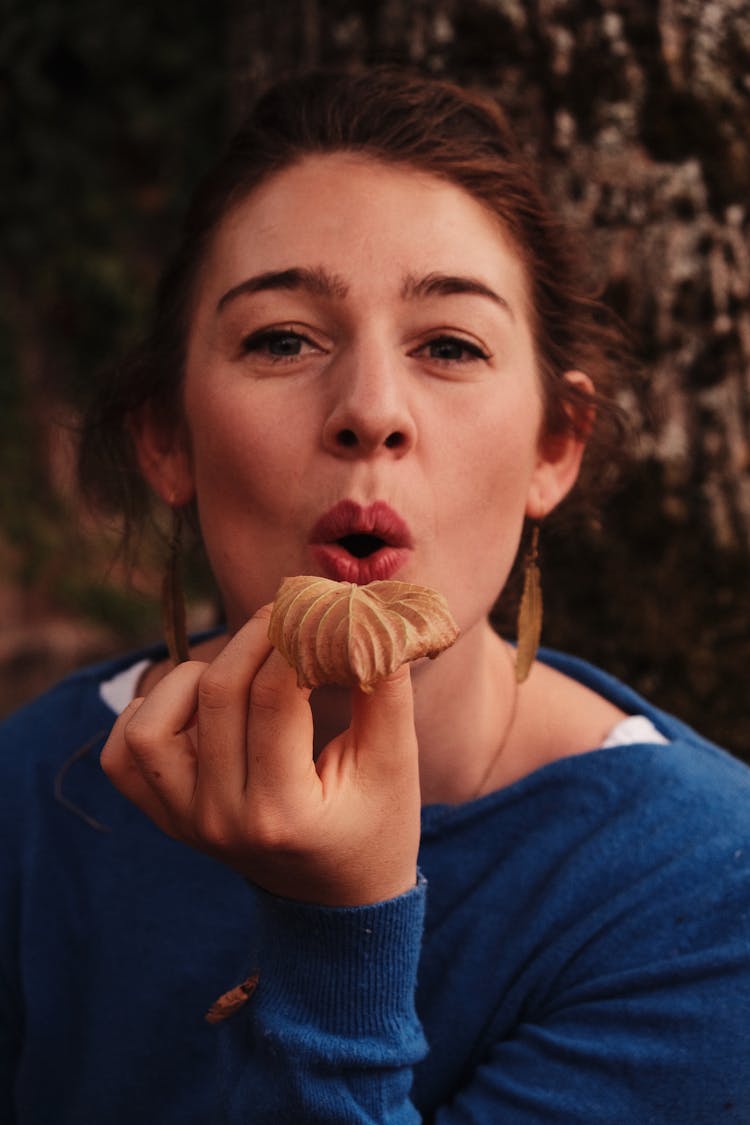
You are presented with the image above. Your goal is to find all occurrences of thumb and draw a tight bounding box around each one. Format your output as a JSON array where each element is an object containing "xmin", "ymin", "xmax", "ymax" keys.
[{"xmin": 350, "ymin": 664, "xmax": 417, "ymax": 771}]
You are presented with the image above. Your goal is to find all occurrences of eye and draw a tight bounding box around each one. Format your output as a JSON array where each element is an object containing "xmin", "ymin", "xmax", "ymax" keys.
[
  {"xmin": 239, "ymin": 328, "xmax": 319, "ymax": 362},
  {"xmin": 418, "ymin": 335, "xmax": 490, "ymax": 364}
]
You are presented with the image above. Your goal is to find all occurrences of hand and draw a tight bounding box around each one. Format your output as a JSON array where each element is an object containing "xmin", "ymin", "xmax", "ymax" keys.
[{"xmin": 100, "ymin": 606, "xmax": 421, "ymax": 906}]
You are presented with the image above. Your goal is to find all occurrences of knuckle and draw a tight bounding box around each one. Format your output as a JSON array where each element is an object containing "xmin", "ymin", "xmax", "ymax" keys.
[
  {"xmin": 192, "ymin": 802, "xmax": 298, "ymax": 859},
  {"xmin": 194, "ymin": 804, "xmax": 235, "ymax": 852},
  {"xmin": 248, "ymin": 805, "xmax": 299, "ymax": 853},
  {"xmin": 197, "ymin": 669, "xmax": 235, "ymax": 712},
  {"xmin": 125, "ymin": 715, "xmax": 159, "ymax": 757},
  {"xmin": 248, "ymin": 672, "xmax": 285, "ymax": 717}
]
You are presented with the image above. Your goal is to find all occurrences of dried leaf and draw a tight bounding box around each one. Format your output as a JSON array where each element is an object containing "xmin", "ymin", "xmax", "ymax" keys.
[
  {"xmin": 515, "ymin": 559, "xmax": 542, "ymax": 684},
  {"xmin": 205, "ymin": 973, "xmax": 259, "ymax": 1025},
  {"xmin": 268, "ymin": 576, "xmax": 459, "ymax": 691}
]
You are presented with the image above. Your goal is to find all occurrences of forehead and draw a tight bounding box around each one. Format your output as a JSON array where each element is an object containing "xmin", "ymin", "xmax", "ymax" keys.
[{"xmin": 198, "ymin": 152, "xmax": 530, "ymax": 306}]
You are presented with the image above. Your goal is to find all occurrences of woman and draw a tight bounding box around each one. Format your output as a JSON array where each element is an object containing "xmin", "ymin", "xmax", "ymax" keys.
[{"xmin": 1, "ymin": 67, "xmax": 748, "ymax": 1123}]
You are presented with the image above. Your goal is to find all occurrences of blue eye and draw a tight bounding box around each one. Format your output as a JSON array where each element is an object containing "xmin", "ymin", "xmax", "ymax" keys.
[
  {"xmin": 241, "ymin": 330, "xmax": 307, "ymax": 358},
  {"xmin": 425, "ymin": 336, "xmax": 489, "ymax": 362}
]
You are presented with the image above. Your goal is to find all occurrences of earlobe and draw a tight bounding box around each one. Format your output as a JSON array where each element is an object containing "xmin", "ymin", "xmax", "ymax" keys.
[
  {"xmin": 525, "ymin": 370, "xmax": 593, "ymax": 520},
  {"xmin": 130, "ymin": 404, "xmax": 195, "ymax": 507}
]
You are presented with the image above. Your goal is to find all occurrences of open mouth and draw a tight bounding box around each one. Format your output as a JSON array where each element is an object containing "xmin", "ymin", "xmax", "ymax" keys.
[
  {"xmin": 309, "ymin": 501, "xmax": 413, "ymax": 583},
  {"xmin": 336, "ymin": 533, "xmax": 387, "ymax": 559}
]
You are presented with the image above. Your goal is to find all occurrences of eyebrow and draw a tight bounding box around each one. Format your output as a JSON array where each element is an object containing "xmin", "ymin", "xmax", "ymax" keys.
[
  {"xmin": 217, "ymin": 267, "xmax": 349, "ymax": 312},
  {"xmin": 401, "ymin": 272, "xmax": 514, "ymax": 319},
  {"xmin": 217, "ymin": 266, "xmax": 514, "ymax": 319}
]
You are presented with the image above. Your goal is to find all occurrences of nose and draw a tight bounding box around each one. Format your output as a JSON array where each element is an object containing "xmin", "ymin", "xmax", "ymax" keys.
[{"xmin": 321, "ymin": 343, "xmax": 417, "ymax": 459}]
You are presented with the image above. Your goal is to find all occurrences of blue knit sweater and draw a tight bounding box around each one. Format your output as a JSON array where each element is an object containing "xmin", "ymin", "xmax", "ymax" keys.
[{"xmin": 1, "ymin": 645, "xmax": 748, "ymax": 1123}]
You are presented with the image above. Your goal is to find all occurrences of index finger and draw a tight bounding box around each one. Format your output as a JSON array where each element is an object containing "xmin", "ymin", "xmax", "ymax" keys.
[
  {"xmin": 243, "ymin": 645, "xmax": 315, "ymax": 797},
  {"xmin": 192, "ymin": 606, "xmax": 277, "ymax": 802}
]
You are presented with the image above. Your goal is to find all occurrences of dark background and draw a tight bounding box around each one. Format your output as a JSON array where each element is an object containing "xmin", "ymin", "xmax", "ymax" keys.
[{"xmin": 1, "ymin": 0, "xmax": 748, "ymax": 759}]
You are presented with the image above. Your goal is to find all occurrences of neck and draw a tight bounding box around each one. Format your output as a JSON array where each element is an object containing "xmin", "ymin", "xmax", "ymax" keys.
[{"xmin": 411, "ymin": 620, "xmax": 518, "ymax": 804}]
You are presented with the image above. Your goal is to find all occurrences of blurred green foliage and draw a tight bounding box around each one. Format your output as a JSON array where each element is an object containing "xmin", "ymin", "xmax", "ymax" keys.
[
  {"xmin": 0, "ymin": 0, "xmax": 228, "ymax": 598},
  {"xmin": 2, "ymin": 0, "xmax": 227, "ymax": 303}
]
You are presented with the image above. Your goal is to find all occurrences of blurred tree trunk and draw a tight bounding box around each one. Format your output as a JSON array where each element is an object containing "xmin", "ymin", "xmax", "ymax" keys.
[{"xmin": 225, "ymin": 0, "xmax": 750, "ymax": 754}]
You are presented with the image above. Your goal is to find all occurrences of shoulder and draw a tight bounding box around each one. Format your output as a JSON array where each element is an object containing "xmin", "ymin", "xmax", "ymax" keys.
[
  {"xmin": 424, "ymin": 674, "xmax": 750, "ymax": 1038},
  {"xmin": 509, "ymin": 658, "xmax": 750, "ymax": 978},
  {"xmin": 420, "ymin": 716, "xmax": 750, "ymax": 1115},
  {"xmin": 534, "ymin": 646, "xmax": 750, "ymax": 829},
  {"xmin": 426, "ymin": 650, "xmax": 750, "ymax": 949},
  {"xmin": 427, "ymin": 657, "xmax": 750, "ymax": 1111}
]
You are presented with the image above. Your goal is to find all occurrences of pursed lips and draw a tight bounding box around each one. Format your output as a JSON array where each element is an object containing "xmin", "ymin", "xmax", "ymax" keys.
[{"xmin": 308, "ymin": 499, "xmax": 413, "ymax": 584}]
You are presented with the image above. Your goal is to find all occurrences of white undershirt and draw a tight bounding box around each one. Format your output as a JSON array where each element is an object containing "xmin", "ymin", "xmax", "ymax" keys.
[
  {"xmin": 599, "ymin": 714, "xmax": 668, "ymax": 747},
  {"xmin": 99, "ymin": 659, "xmax": 151, "ymax": 716},
  {"xmin": 99, "ymin": 659, "xmax": 670, "ymax": 748}
]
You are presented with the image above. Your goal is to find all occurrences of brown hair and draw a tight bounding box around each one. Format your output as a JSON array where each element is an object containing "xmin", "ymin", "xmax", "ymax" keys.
[{"xmin": 78, "ymin": 65, "xmax": 632, "ymax": 545}]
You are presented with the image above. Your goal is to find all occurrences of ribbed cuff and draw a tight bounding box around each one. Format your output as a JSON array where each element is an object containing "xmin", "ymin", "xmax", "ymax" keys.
[{"xmin": 248, "ymin": 878, "xmax": 427, "ymax": 1043}]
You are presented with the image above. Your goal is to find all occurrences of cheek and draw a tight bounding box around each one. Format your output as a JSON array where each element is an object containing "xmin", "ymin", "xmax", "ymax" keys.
[
  {"xmin": 447, "ymin": 395, "xmax": 543, "ymax": 506},
  {"xmin": 430, "ymin": 392, "xmax": 543, "ymax": 600},
  {"xmin": 184, "ymin": 383, "xmax": 305, "ymax": 504}
]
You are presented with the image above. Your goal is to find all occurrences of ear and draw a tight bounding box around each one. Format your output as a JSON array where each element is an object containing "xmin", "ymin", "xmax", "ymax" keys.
[
  {"xmin": 130, "ymin": 403, "xmax": 195, "ymax": 507},
  {"xmin": 525, "ymin": 370, "xmax": 593, "ymax": 520}
]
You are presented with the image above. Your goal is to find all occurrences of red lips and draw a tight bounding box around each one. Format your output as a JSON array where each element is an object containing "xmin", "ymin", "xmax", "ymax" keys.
[{"xmin": 309, "ymin": 500, "xmax": 413, "ymax": 584}]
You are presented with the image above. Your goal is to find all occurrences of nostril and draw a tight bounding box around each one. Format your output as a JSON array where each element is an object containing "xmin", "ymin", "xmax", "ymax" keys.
[
  {"xmin": 333, "ymin": 428, "xmax": 406, "ymax": 450},
  {"xmin": 336, "ymin": 429, "xmax": 358, "ymax": 447}
]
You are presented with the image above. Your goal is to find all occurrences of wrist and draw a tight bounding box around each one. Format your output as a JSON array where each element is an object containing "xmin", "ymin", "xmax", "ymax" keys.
[{"xmin": 247, "ymin": 876, "xmax": 427, "ymax": 1037}]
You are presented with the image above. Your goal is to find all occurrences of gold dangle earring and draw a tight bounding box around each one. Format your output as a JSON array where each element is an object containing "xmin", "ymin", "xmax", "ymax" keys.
[
  {"xmin": 515, "ymin": 523, "xmax": 542, "ymax": 684},
  {"xmin": 161, "ymin": 507, "xmax": 190, "ymax": 665}
]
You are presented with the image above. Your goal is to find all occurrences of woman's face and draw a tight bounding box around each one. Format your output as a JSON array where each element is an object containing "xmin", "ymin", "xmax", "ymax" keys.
[{"xmin": 142, "ymin": 153, "xmax": 584, "ymax": 636}]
